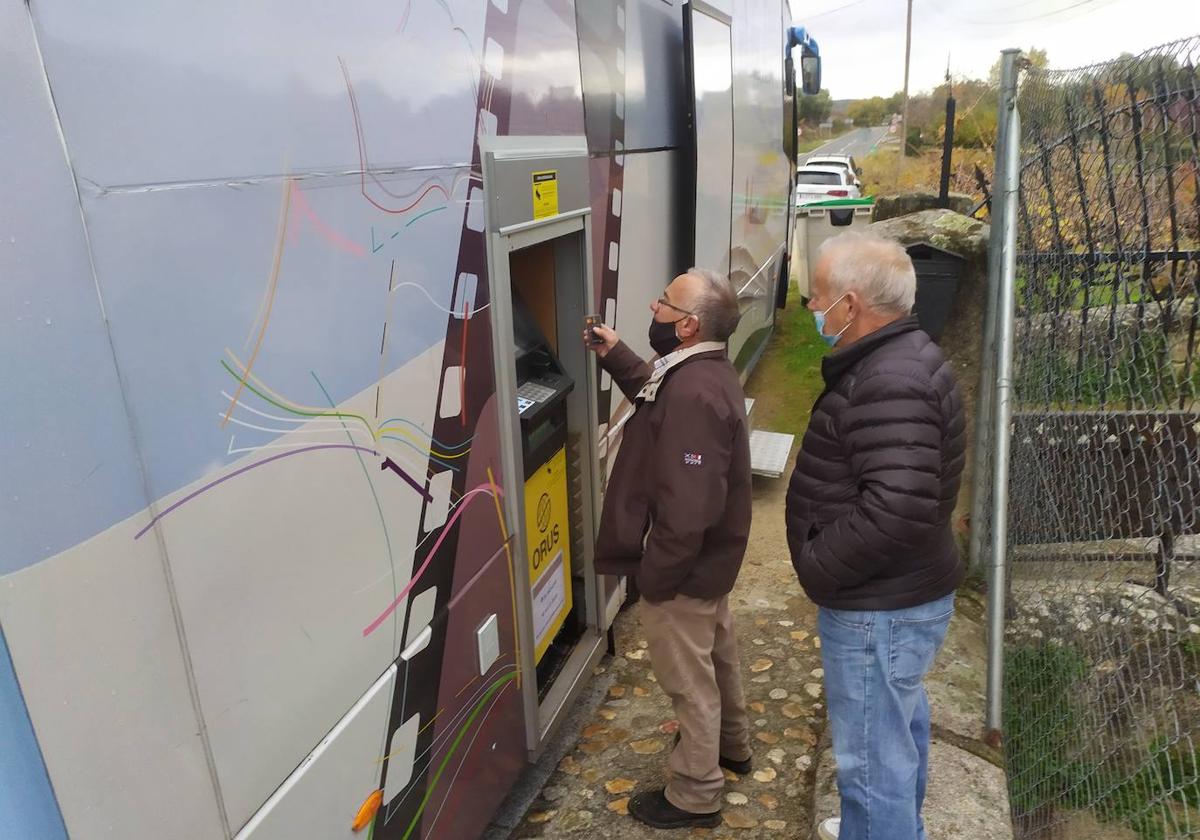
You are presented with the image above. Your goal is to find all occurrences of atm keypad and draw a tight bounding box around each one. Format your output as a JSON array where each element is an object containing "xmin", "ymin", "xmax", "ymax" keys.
[{"xmin": 517, "ymin": 382, "xmax": 557, "ymax": 403}]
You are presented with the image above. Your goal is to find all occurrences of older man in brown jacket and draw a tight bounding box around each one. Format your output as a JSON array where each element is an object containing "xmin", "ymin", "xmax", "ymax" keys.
[{"xmin": 584, "ymin": 267, "xmax": 753, "ymax": 830}]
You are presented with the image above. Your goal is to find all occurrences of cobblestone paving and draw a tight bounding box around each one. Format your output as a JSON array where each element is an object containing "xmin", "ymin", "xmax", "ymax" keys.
[{"xmin": 513, "ymin": 467, "xmax": 825, "ymax": 839}]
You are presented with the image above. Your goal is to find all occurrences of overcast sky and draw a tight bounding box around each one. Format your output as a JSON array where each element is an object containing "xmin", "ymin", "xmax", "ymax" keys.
[{"xmin": 797, "ymin": 0, "xmax": 1197, "ymax": 100}]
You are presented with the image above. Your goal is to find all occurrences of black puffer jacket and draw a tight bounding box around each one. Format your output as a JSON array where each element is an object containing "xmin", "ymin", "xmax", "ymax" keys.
[{"xmin": 785, "ymin": 316, "xmax": 966, "ymax": 610}]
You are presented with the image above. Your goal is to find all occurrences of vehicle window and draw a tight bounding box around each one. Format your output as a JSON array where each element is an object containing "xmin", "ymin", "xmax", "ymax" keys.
[{"xmin": 797, "ymin": 172, "xmax": 842, "ymax": 185}]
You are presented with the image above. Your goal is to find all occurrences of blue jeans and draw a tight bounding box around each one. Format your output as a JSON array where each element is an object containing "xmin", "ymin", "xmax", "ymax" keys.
[{"xmin": 817, "ymin": 593, "xmax": 954, "ymax": 840}]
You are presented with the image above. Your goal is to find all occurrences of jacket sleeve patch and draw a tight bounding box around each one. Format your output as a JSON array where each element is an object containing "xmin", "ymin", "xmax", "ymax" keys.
[{"xmin": 683, "ymin": 452, "xmax": 703, "ymax": 466}]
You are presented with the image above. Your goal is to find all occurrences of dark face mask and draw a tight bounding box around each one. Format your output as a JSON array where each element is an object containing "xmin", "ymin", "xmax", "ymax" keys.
[{"xmin": 648, "ymin": 316, "xmax": 685, "ymax": 356}]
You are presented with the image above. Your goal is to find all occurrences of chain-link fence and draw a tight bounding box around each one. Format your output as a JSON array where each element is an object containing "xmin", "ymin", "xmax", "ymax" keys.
[{"xmin": 985, "ymin": 38, "xmax": 1200, "ymax": 839}]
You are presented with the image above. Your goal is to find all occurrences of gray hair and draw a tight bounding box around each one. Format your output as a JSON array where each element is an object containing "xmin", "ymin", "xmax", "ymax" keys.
[
  {"xmin": 817, "ymin": 231, "xmax": 916, "ymax": 315},
  {"xmin": 686, "ymin": 266, "xmax": 741, "ymax": 342}
]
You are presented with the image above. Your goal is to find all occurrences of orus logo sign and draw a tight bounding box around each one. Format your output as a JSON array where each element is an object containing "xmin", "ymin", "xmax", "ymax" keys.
[{"xmin": 532, "ymin": 491, "xmax": 561, "ymax": 572}]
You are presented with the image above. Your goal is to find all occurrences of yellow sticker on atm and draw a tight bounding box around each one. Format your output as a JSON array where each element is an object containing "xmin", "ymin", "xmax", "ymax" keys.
[
  {"xmin": 532, "ymin": 170, "xmax": 559, "ymax": 220},
  {"xmin": 523, "ymin": 446, "xmax": 572, "ymax": 662}
]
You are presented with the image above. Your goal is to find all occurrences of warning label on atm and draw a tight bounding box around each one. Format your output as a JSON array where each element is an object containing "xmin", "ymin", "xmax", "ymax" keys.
[
  {"xmin": 532, "ymin": 550, "xmax": 567, "ymax": 654},
  {"xmin": 532, "ymin": 170, "xmax": 559, "ymax": 219}
]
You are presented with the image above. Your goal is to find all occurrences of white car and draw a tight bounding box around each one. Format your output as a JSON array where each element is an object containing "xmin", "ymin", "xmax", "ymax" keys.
[
  {"xmin": 805, "ymin": 154, "xmax": 863, "ymax": 191},
  {"xmin": 794, "ymin": 165, "xmax": 860, "ymax": 206}
]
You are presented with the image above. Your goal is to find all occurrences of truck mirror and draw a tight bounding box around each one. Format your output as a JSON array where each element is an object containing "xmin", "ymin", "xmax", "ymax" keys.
[{"xmin": 801, "ymin": 52, "xmax": 821, "ymax": 96}]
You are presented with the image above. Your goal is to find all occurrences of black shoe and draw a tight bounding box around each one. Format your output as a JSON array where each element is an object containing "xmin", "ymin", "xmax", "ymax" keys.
[
  {"xmin": 719, "ymin": 753, "xmax": 753, "ymax": 775},
  {"xmin": 628, "ymin": 788, "xmax": 721, "ymax": 829},
  {"xmin": 672, "ymin": 731, "xmax": 753, "ymax": 775}
]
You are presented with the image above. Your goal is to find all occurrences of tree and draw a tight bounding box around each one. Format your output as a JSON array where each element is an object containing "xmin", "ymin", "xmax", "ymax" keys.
[
  {"xmin": 848, "ymin": 96, "xmax": 888, "ymax": 127},
  {"xmin": 905, "ymin": 127, "xmax": 923, "ymax": 157},
  {"xmin": 954, "ymin": 107, "xmax": 998, "ymax": 148},
  {"xmin": 1111, "ymin": 51, "xmax": 1185, "ymax": 94},
  {"xmin": 889, "ymin": 75, "xmax": 1001, "ymax": 152},
  {"xmin": 798, "ymin": 89, "xmax": 833, "ymax": 126}
]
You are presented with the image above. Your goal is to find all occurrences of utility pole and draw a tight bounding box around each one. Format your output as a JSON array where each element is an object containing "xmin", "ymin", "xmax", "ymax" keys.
[{"xmin": 897, "ymin": 0, "xmax": 914, "ymax": 180}]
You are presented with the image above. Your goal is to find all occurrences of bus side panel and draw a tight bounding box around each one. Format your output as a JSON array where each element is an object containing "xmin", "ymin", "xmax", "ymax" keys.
[
  {"xmin": 0, "ymin": 628, "xmax": 68, "ymax": 840},
  {"xmin": 382, "ymin": 390, "xmax": 517, "ymax": 798},
  {"xmin": 576, "ymin": 0, "xmax": 690, "ymax": 157},
  {"xmin": 578, "ymin": 0, "xmax": 690, "ymax": 465},
  {"xmin": 0, "ymin": 3, "xmax": 225, "ymax": 837},
  {"xmin": 507, "ymin": 0, "xmax": 588, "ymax": 138},
  {"xmin": 603, "ymin": 149, "xmax": 682, "ymax": 414},
  {"xmin": 729, "ymin": 0, "xmax": 790, "ymax": 373},
  {"xmin": 415, "ymin": 553, "xmax": 526, "ymax": 839},
  {"xmin": 591, "ymin": 148, "xmax": 682, "ymax": 506},
  {"xmin": 413, "ymin": 391, "xmax": 526, "ymax": 838},
  {"xmin": 621, "ymin": 0, "xmax": 687, "ymax": 151},
  {"xmin": 8, "ymin": 0, "xmax": 501, "ymax": 835},
  {"xmin": 372, "ymin": 0, "xmax": 598, "ymax": 834}
]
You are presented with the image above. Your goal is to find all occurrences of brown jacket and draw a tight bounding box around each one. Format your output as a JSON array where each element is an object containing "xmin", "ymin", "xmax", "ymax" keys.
[{"xmin": 594, "ymin": 341, "xmax": 752, "ymax": 603}]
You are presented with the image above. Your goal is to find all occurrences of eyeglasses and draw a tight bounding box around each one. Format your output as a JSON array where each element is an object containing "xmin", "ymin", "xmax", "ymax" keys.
[{"xmin": 656, "ymin": 297, "xmax": 695, "ymax": 318}]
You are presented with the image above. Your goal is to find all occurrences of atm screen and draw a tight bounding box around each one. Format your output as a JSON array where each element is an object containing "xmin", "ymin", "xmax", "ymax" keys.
[
  {"xmin": 508, "ymin": 287, "xmax": 574, "ymax": 454},
  {"xmin": 512, "ymin": 294, "xmax": 545, "ymax": 359}
]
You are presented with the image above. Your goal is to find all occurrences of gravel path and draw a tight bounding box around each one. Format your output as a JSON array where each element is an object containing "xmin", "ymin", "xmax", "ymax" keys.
[{"xmin": 512, "ymin": 452, "xmax": 825, "ymax": 839}]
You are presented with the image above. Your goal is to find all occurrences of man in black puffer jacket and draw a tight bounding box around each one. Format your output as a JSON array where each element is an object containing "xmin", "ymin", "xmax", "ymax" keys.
[{"xmin": 786, "ymin": 231, "xmax": 966, "ymax": 840}]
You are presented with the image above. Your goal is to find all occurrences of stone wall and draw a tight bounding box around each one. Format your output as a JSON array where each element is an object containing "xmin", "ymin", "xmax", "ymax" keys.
[
  {"xmin": 872, "ymin": 192, "xmax": 975, "ymax": 223},
  {"xmin": 1023, "ymin": 301, "xmax": 1199, "ymax": 365},
  {"xmin": 868, "ymin": 209, "xmax": 991, "ymax": 560}
]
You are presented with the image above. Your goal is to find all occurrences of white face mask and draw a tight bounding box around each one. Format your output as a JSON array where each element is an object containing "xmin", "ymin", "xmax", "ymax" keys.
[{"xmin": 813, "ymin": 293, "xmax": 852, "ymax": 347}]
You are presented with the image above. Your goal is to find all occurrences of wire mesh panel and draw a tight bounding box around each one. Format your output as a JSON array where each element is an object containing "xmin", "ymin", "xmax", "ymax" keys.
[{"xmin": 1000, "ymin": 38, "xmax": 1200, "ymax": 839}]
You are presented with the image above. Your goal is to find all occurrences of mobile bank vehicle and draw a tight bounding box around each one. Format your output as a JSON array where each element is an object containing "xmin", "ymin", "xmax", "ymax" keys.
[{"xmin": 0, "ymin": 2, "xmax": 820, "ymax": 838}]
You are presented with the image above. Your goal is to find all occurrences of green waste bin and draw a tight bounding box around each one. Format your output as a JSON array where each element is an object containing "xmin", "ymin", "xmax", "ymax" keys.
[{"xmin": 790, "ymin": 198, "xmax": 874, "ymax": 301}]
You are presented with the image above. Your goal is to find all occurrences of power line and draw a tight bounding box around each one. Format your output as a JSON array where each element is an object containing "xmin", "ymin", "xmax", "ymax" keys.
[
  {"xmin": 801, "ymin": 0, "xmax": 874, "ymax": 21},
  {"xmin": 951, "ymin": 0, "xmax": 1124, "ymax": 26}
]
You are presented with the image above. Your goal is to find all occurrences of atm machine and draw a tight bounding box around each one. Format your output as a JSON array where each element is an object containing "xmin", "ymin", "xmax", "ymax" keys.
[
  {"xmin": 483, "ymin": 140, "xmax": 609, "ymax": 754},
  {"xmin": 510, "ymin": 296, "xmax": 583, "ymax": 692}
]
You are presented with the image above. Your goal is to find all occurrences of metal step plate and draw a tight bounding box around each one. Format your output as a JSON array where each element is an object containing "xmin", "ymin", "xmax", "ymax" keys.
[{"xmin": 749, "ymin": 429, "xmax": 794, "ymax": 479}]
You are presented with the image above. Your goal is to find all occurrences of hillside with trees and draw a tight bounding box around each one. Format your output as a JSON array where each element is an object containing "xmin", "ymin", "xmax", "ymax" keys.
[
  {"xmin": 843, "ymin": 48, "xmax": 1051, "ymax": 201},
  {"xmin": 835, "ymin": 48, "xmax": 1049, "ymax": 157}
]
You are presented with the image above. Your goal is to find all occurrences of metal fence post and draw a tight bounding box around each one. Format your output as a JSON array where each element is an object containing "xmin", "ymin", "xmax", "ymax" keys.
[
  {"xmin": 984, "ymin": 57, "xmax": 1021, "ymax": 735},
  {"xmin": 969, "ymin": 48, "xmax": 1021, "ymax": 577}
]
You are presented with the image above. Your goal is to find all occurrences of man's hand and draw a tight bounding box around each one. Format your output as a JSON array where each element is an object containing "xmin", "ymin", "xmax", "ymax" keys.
[{"xmin": 582, "ymin": 323, "xmax": 619, "ymax": 358}]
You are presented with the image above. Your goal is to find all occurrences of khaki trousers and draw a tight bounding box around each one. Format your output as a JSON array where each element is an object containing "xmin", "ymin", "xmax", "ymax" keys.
[{"xmin": 641, "ymin": 594, "xmax": 752, "ymax": 814}]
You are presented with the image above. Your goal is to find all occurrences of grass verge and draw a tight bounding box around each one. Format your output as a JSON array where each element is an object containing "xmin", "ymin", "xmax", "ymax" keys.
[
  {"xmin": 860, "ymin": 146, "xmax": 993, "ymax": 204},
  {"xmin": 743, "ymin": 291, "xmax": 827, "ymax": 435},
  {"xmin": 1005, "ymin": 641, "xmax": 1200, "ymax": 839}
]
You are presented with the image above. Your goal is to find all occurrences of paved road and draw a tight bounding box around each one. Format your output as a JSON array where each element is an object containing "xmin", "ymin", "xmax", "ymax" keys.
[{"xmin": 799, "ymin": 125, "xmax": 891, "ymax": 165}]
